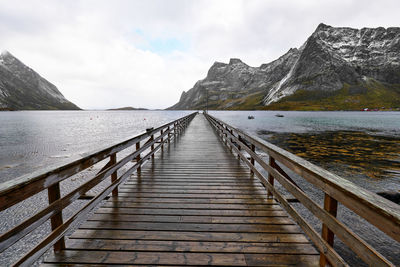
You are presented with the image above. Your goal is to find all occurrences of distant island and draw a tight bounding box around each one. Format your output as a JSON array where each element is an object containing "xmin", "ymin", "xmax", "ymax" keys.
[
  {"xmin": 168, "ymin": 23, "xmax": 400, "ymax": 111},
  {"xmin": 107, "ymin": 107, "xmax": 148, "ymax": 111},
  {"xmin": 0, "ymin": 51, "xmax": 80, "ymax": 110}
]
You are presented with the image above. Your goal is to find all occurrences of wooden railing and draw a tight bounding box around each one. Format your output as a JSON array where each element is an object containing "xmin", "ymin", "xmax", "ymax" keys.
[
  {"xmin": 205, "ymin": 113, "xmax": 400, "ymax": 267},
  {"xmin": 0, "ymin": 112, "xmax": 197, "ymax": 266}
]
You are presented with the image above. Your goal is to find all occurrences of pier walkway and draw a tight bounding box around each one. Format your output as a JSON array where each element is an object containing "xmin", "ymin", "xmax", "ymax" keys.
[
  {"xmin": 42, "ymin": 115, "xmax": 319, "ymax": 266},
  {"xmin": 2, "ymin": 112, "xmax": 399, "ymax": 266}
]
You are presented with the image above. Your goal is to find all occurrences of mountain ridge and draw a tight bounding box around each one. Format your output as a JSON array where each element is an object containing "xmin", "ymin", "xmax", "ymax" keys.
[
  {"xmin": 169, "ymin": 23, "xmax": 400, "ymax": 110},
  {"xmin": 0, "ymin": 51, "xmax": 80, "ymax": 110}
]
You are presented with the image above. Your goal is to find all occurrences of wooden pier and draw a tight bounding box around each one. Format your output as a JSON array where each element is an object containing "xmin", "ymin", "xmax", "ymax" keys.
[
  {"xmin": 42, "ymin": 114, "xmax": 319, "ymax": 266},
  {"xmin": 1, "ymin": 112, "xmax": 399, "ymax": 266}
]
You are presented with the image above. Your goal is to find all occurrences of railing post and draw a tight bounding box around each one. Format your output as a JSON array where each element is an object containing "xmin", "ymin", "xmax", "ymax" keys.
[
  {"xmin": 224, "ymin": 126, "xmax": 228, "ymax": 145},
  {"xmin": 160, "ymin": 129, "xmax": 164, "ymax": 151},
  {"xmin": 136, "ymin": 142, "xmax": 141, "ymax": 173},
  {"xmin": 267, "ymin": 156, "xmax": 275, "ymax": 197},
  {"xmin": 47, "ymin": 182, "xmax": 65, "ymax": 251},
  {"xmin": 237, "ymin": 135, "xmax": 242, "ymax": 159},
  {"xmin": 229, "ymin": 129, "xmax": 234, "ymax": 152},
  {"xmin": 150, "ymin": 135, "xmax": 155, "ymax": 159},
  {"xmin": 167, "ymin": 126, "xmax": 171, "ymax": 143},
  {"xmin": 110, "ymin": 153, "xmax": 118, "ymax": 196},
  {"xmin": 320, "ymin": 194, "xmax": 338, "ymax": 267},
  {"xmin": 250, "ymin": 144, "xmax": 255, "ymax": 174}
]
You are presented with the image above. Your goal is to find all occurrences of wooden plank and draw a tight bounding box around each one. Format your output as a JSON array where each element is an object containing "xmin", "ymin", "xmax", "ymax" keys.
[
  {"xmin": 101, "ymin": 202, "xmax": 277, "ymax": 210},
  {"xmin": 94, "ymin": 208, "xmax": 287, "ymax": 217},
  {"xmin": 65, "ymin": 239, "xmax": 317, "ymax": 254},
  {"xmin": 79, "ymin": 221, "xmax": 301, "ymax": 233},
  {"xmin": 111, "ymin": 192, "xmax": 273, "ymax": 199},
  {"xmin": 70, "ymin": 229, "xmax": 310, "ymax": 243},
  {"xmin": 88, "ymin": 214, "xmax": 293, "ymax": 224},
  {"xmin": 44, "ymin": 250, "xmax": 248, "ymax": 266},
  {"xmin": 244, "ymin": 254, "xmax": 319, "ymax": 266},
  {"xmin": 106, "ymin": 197, "xmax": 275, "ymax": 204},
  {"xmin": 120, "ymin": 185, "xmax": 264, "ymax": 189}
]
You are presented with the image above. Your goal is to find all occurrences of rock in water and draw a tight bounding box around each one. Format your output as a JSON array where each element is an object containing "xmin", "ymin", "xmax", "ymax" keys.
[
  {"xmin": 0, "ymin": 51, "xmax": 80, "ymax": 110},
  {"xmin": 169, "ymin": 24, "xmax": 400, "ymax": 110}
]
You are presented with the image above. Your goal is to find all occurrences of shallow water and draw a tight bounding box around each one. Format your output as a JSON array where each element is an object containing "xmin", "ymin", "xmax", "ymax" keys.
[{"xmin": 210, "ymin": 110, "xmax": 400, "ymax": 192}]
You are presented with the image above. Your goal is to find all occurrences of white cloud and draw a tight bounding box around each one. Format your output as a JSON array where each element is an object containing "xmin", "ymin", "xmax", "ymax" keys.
[{"xmin": 0, "ymin": 0, "xmax": 399, "ymax": 109}]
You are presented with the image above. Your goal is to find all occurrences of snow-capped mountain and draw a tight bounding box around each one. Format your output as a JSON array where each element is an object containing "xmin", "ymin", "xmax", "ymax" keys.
[
  {"xmin": 169, "ymin": 23, "xmax": 400, "ymax": 110},
  {"xmin": 0, "ymin": 51, "xmax": 79, "ymax": 110}
]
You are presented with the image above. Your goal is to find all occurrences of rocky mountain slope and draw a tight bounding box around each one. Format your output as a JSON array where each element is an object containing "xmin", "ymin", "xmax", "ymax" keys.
[
  {"xmin": 0, "ymin": 51, "xmax": 79, "ymax": 110},
  {"xmin": 169, "ymin": 23, "xmax": 400, "ymax": 110}
]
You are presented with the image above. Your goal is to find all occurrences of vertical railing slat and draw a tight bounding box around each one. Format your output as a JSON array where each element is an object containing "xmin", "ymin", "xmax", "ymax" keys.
[
  {"xmin": 110, "ymin": 153, "xmax": 118, "ymax": 196},
  {"xmin": 47, "ymin": 183, "xmax": 65, "ymax": 251},
  {"xmin": 250, "ymin": 144, "xmax": 255, "ymax": 174},
  {"xmin": 136, "ymin": 142, "xmax": 141, "ymax": 173},
  {"xmin": 267, "ymin": 156, "xmax": 275, "ymax": 198},
  {"xmin": 319, "ymin": 194, "xmax": 338, "ymax": 266}
]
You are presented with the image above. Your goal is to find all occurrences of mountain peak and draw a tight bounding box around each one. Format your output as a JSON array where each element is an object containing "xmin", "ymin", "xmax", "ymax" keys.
[
  {"xmin": 169, "ymin": 23, "xmax": 400, "ymax": 111},
  {"xmin": 316, "ymin": 23, "xmax": 331, "ymax": 31},
  {"xmin": 0, "ymin": 50, "xmax": 10, "ymax": 56},
  {"xmin": 229, "ymin": 58, "xmax": 243, "ymax": 65}
]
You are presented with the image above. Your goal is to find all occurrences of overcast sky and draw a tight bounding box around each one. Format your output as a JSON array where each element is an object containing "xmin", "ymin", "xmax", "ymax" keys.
[{"xmin": 1, "ymin": 0, "xmax": 399, "ymax": 109}]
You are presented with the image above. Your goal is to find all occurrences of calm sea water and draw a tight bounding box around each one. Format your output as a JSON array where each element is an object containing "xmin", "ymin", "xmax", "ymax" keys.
[
  {"xmin": 0, "ymin": 110, "xmax": 399, "ymax": 191},
  {"xmin": 0, "ymin": 110, "xmax": 191, "ymax": 183},
  {"xmin": 209, "ymin": 110, "xmax": 400, "ymax": 136}
]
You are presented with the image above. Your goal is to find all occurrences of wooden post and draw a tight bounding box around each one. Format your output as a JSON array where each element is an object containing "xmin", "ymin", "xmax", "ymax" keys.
[
  {"xmin": 167, "ymin": 126, "xmax": 171, "ymax": 143},
  {"xmin": 250, "ymin": 144, "xmax": 255, "ymax": 174},
  {"xmin": 136, "ymin": 142, "xmax": 141, "ymax": 173},
  {"xmin": 237, "ymin": 135, "xmax": 242, "ymax": 159},
  {"xmin": 267, "ymin": 156, "xmax": 275, "ymax": 197},
  {"xmin": 110, "ymin": 153, "xmax": 118, "ymax": 196},
  {"xmin": 160, "ymin": 129, "xmax": 164, "ymax": 151},
  {"xmin": 47, "ymin": 182, "xmax": 65, "ymax": 251},
  {"xmin": 150, "ymin": 135, "xmax": 155, "ymax": 159},
  {"xmin": 224, "ymin": 126, "xmax": 228, "ymax": 145},
  {"xmin": 319, "ymin": 194, "xmax": 338, "ymax": 266},
  {"xmin": 229, "ymin": 129, "xmax": 234, "ymax": 152},
  {"xmin": 173, "ymin": 123, "xmax": 177, "ymax": 136}
]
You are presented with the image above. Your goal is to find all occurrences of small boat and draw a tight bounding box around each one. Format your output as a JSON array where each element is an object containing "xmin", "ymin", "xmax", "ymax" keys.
[
  {"xmin": 248, "ymin": 116, "xmax": 255, "ymax": 119},
  {"xmin": 275, "ymin": 114, "xmax": 284, "ymax": 117}
]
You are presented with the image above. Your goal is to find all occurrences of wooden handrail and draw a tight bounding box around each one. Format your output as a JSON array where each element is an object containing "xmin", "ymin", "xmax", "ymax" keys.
[
  {"xmin": 0, "ymin": 112, "xmax": 197, "ymax": 266},
  {"xmin": 205, "ymin": 113, "xmax": 399, "ymax": 267}
]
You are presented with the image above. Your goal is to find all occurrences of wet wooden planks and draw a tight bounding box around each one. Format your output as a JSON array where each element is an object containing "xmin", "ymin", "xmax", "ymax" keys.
[{"xmin": 42, "ymin": 114, "xmax": 319, "ymax": 266}]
